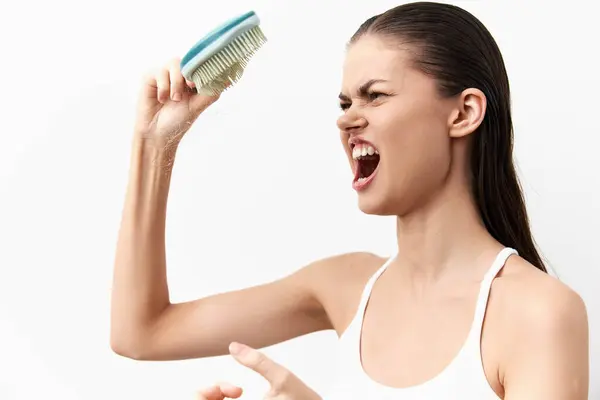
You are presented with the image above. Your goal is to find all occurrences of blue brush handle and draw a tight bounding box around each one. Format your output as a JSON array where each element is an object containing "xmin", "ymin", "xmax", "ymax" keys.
[{"xmin": 180, "ymin": 11, "xmax": 258, "ymax": 68}]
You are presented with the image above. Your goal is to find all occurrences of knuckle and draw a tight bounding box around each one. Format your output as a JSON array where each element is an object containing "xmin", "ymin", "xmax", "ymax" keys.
[
  {"xmin": 270, "ymin": 370, "xmax": 291, "ymax": 392},
  {"xmin": 168, "ymin": 58, "xmax": 183, "ymax": 77},
  {"xmin": 154, "ymin": 68, "xmax": 168, "ymax": 84},
  {"xmin": 143, "ymin": 67, "xmax": 161, "ymax": 84},
  {"xmin": 265, "ymin": 387, "xmax": 281, "ymax": 398},
  {"xmin": 250, "ymin": 350, "xmax": 268, "ymax": 368}
]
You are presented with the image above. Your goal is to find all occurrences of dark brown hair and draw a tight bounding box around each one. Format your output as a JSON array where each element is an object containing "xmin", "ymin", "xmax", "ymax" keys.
[{"xmin": 351, "ymin": 2, "xmax": 547, "ymax": 272}]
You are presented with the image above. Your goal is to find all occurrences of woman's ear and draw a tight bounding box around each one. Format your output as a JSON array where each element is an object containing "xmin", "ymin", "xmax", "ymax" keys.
[{"xmin": 448, "ymin": 88, "xmax": 487, "ymax": 138}]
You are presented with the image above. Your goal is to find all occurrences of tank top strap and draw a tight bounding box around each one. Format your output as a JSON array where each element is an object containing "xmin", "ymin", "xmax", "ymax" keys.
[
  {"xmin": 342, "ymin": 251, "xmax": 398, "ymax": 338},
  {"xmin": 469, "ymin": 247, "xmax": 518, "ymax": 337}
]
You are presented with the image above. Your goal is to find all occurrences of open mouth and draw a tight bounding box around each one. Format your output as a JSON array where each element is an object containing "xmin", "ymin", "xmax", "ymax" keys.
[{"xmin": 351, "ymin": 142, "xmax": 380, "ymax": 189}]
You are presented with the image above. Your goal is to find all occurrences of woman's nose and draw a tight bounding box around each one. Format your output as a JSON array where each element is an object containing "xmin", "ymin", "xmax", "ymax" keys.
[{"xmin": 337, "ymin": 110, "xmax": 368, "ymax": 133}]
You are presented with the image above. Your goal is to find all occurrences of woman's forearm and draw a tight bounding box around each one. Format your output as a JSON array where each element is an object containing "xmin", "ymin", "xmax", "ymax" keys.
[{"xmin": 110, "ymin": 137, "xmax": 177, "ymax": 356}]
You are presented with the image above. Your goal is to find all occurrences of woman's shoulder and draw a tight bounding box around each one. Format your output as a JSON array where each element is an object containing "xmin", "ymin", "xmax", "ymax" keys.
[
  {"xmin": 495, "ymin": 255, "xmax": 587, "ymax": 326},
  {"xmin": 301, "ymin": 251, "xmax": 389, "ymax": 334},
  {"xmin": 490, "ymin": 255, "xmax": 588, "ymax": 388},
  {"xmin": 307, "ymin": 251, "xmax": 387, "ymax": 280}
]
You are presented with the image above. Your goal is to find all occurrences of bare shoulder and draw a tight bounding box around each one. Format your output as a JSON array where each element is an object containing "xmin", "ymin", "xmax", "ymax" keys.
[
  {"xmin": 298, "ymin": 251, "xmax": 388, "ymax": 335},
  {"xmin": 301, "ymin": 251, "xmax": 386, "ymax": 283},
  {"xmin": 492, "ymin": 256, "xmax": 589, "ymax": 398},
  {"xmin": 496, "ymin": 256, "xmax": 588, "ymax": 333}
]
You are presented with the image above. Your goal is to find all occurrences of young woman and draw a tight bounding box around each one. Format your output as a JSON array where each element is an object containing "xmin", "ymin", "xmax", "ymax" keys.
[{"xmin": 111, "ymin": 2, "xmax": 589, "ymax": 399}]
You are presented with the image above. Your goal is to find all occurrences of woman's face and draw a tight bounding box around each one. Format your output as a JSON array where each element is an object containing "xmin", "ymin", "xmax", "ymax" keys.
[{"xmin": 337, "ymin": 35, "xmax": 458, "ymax": 216}]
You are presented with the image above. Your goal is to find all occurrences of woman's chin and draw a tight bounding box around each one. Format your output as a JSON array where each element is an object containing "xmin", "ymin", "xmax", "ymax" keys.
[{"xmin": 357, "ymin": 194, "xmax": 391, "ymax": 216}]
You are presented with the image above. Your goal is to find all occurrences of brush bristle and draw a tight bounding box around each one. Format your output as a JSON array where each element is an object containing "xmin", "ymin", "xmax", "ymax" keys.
[{"xmin": 191, "ymin": 26, "xmax": 267, "ymax": 96}]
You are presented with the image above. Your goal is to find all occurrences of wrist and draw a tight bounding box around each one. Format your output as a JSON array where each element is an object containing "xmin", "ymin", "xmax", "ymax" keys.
[{"xmin": 131, "ymin": 134, "xmax": 179, "ymax": 172}]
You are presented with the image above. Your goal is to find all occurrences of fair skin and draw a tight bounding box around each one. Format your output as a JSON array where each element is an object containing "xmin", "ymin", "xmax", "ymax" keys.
[
  {"xmin": 196, "ymin": 342, "xmax": 322, "ymax": 400},
  {"xmin": 111, "ymin": 35, "xmax": 589, "ymax": 399}
]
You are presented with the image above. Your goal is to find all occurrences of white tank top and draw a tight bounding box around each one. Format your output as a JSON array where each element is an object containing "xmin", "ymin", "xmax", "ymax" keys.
[{"xmin": 325, "ymin": 247, "xmax": 518, "ymax": 400}]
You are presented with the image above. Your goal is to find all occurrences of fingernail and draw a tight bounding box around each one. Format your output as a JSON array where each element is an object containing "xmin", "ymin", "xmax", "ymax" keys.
[
  {"xmin": 172, "ymin": 92, "xmax": 181, "ymax": 101},
  {"xmin": 229, "ymin": 342, "xmax": 245, "ymax": 355}
]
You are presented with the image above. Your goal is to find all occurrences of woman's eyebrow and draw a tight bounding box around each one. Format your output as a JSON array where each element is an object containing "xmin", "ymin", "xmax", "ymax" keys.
[{"xmin": 338, "ymin": 79, "xmax": 390, "ymax": 101}]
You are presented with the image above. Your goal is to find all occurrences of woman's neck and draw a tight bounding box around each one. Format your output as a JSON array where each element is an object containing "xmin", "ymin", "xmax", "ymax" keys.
[{"xmin": 393, "ymin": 181, "xmax": 501, "ymax": 283}]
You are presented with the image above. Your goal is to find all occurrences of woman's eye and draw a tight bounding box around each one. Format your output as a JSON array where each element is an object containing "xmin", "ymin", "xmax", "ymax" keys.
[
  {"xmin": 368, "ymin": 92, "xmax": 386, "ymax": 101},
  {"xmin": 339, "ymin": 102, "xmax": 351, "ymax": 111}
]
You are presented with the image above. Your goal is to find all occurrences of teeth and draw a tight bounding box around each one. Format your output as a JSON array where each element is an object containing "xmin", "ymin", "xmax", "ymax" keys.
[{"xmin": 352, "ymin": 143, "xmax": 379, "ymax": 160}]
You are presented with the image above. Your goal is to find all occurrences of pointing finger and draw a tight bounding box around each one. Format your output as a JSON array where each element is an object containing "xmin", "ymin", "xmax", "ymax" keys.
[
  {"xmin": 197, "ymin": 385, "xmax": 223, "ymax": 400},
  {"xmin": 229, "ymin": 342, "xmax": 291, "ymax": 390},
  {"xmin": 217, "ymin": 382, "xmax": 243, "ymax": 398},
  {"xmin": 196, "ymin": 383, "xmax": 243, "ymax": 400}
]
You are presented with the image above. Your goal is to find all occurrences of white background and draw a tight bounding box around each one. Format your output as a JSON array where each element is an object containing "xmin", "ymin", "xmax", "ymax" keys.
[{"xmin": 0, "ymin": 0, "xmax": 598, "ymax": 398}]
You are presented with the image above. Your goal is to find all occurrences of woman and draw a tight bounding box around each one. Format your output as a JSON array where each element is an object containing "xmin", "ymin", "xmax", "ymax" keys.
[{"xmin": 111, "ymin": 2, "xmax": 589, "ymax": 399}]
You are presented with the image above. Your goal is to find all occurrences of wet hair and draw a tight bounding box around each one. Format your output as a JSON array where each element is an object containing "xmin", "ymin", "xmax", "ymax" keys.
[{"xmin": 350, "ymin": 2, "xmax": 547, "ymax": 272}]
